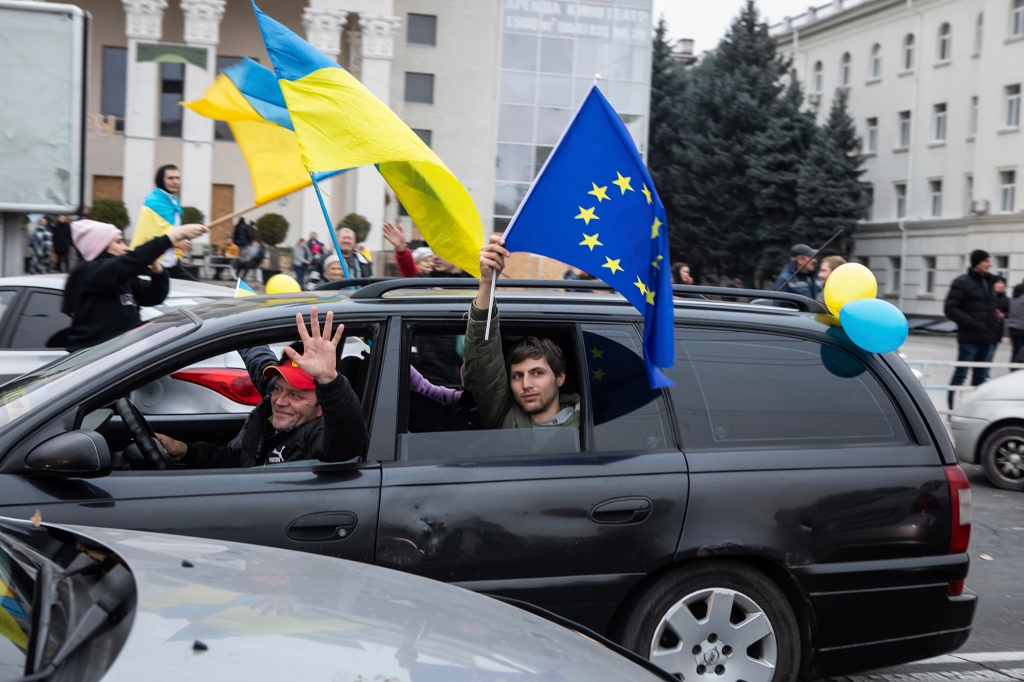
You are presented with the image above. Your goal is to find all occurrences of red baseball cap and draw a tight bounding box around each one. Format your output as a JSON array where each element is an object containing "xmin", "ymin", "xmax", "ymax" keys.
[{"xmin": 263, "ymin": 360, "xmax": 316, "ymax": 391}]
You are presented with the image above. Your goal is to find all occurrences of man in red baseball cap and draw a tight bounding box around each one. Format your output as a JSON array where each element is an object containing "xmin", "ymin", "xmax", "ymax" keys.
[{"xmin": 156, "ymin": 307, "xmax": 367, "ymax": 467}]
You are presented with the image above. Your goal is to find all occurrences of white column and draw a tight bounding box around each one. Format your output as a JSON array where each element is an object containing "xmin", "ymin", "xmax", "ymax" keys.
[
  {"xmin": 353, "ymin": 14, "xmax": 401, "ymax": 252},
  {"xmin": 121, "ymin": 0, "xmax": 168, "ymax": 239},
  {"xmin": 299, "ymin": 7, "xmax": 347, "ymax": 245},
  {"xmin": 180, "ymin": 0, "xmax": 226, "ymax": 242}
]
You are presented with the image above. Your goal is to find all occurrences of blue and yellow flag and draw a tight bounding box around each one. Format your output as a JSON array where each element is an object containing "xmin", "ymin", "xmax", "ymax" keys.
[
  {"xmin": 503, "ymin": 85, "xmax": 674, "ymax": 387},
  {"xmin": 252, "ymin": 4, "xmax": 483, "ymax": 276},
  {"xmin": 129, "ymin": 189, "xmax": 182, "ymax": 263},
  {"xmin": 184, "ymin": 58, "xmax": 342, "ymax": 206}
]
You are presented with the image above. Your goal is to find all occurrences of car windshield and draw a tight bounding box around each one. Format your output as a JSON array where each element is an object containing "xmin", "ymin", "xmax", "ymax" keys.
[{"xmin": 0, "ymin": 312, "xmax": 195, "ymax": 434}]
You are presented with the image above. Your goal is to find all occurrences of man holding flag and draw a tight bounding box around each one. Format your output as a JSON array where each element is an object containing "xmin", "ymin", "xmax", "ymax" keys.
[
  {"xmin": 465, "ymin": 235, "xmax": 579, "ymax": 429},
  {"xmin": 129, "ymin": 165, "xmax": 197, "ymax": 281}
]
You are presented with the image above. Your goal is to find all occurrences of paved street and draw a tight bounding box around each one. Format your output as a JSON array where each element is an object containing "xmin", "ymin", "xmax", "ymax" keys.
[{"xmin": 824, "ymin": 463, "xmax": 1024, "ymax": 682}]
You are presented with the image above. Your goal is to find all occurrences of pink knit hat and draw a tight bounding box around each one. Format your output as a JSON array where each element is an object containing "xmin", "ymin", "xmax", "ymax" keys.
[{"xmin": 71, "ymin": 220, "xmax": 122, "ymax": 261}]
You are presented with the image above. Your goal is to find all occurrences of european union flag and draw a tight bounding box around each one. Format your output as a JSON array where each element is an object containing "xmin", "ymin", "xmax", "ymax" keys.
[{"xmin": 503, "ymin": 85, "xmax": 674, "ymax": 387}]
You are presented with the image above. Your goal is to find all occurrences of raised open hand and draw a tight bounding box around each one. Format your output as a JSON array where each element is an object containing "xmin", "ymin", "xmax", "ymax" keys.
[
  {"xmin": 284, "ymin": 306, "xmax": 344, "ymax": 384},
  {"xmin": 382, "ymin": 222, "xmax": 407, "ymax": 252}
]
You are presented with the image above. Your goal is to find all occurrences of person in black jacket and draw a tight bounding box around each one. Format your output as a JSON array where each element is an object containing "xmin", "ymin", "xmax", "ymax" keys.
[
  {"xmin": 944, "ymin": 249, "xmax": 1004, "ymax": 408},
  {"xmin": 156, "ymin": 308, "xmax": 368, "ymax": 466},
  {"xmin": 63, "ymin": 219, "xmax": 207, "ymax": 353}
]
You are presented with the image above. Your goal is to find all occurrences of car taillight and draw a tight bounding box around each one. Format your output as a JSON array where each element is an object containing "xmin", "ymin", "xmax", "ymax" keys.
[
  {"xmin": 171, "ymin": 369, "xmax": 262, "ymax": 406},
  {"xmin": 945, "ymin": 464, "xmax": 971, "ymax": 554}
]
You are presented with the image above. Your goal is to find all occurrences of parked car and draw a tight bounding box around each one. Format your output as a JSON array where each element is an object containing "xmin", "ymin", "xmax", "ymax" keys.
[
  {"xmin": 950, "ymin": 369, "xmax": 1024, "ymax": 490},
  {"xmin": 0, "ymin": 516, "xmax": 671, "ymax": 681},
  {"xmin": 0, "ymin": 274, "xmax": 234, "ymax": 385},
  {"xmin": 0, "ymin": 279, "xmax": 977, "ymax": 681}
]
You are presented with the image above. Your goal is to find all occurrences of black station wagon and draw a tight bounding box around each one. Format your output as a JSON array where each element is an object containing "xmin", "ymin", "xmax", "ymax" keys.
[{"xmin": 0, "ymin": 279, "xmax": 976, "ymax": 681}]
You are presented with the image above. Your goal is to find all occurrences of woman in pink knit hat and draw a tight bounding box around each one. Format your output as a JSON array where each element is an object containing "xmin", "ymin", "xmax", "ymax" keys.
[{"xmin": 62, "ymin": 219, "xmax": 207, "ymax": 352}]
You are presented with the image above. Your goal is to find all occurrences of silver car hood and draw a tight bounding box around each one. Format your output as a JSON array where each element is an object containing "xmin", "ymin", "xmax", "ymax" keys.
[{"xmin": 61, "ymin": 525, "xmax": 661, "ymax": 682}]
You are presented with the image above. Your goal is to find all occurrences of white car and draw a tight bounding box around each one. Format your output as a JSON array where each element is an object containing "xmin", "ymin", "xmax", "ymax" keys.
[
  {"xmin": 0, "ymin": 275, "xmax": 256, "ymax": 428},
  {"xmin": 0, "ymin": 274, "xmax": 234, "ymax": 384},
  {"xmin": 950, "ymin": 369, "xmax": 1024, "ymax": 491},
  {"xmin": 0, "ymin": 517, "xmax": 671, "ymax": 682}
]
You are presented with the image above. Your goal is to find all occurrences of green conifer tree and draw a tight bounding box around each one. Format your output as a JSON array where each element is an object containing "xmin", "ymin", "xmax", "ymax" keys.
[
  {"xmin": 666, "ymin": 0, "xmax": 808, "ymax": 285},
  {"xmin": 794, "ymin": 88, "xmax": 868, "ymax": 257},
  {"xmin": 649, "ymin": 18, "xmax": 686, "ymax": 268}
]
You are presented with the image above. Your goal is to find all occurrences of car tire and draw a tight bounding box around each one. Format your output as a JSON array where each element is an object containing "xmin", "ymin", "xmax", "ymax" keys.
[
  {"xmin": 980, "ymin": 426, "xmax": 1024, "ymax": 491},
  {"xmin": 620, "ymin": 561, "xmax": 800, "ymax": 682}
]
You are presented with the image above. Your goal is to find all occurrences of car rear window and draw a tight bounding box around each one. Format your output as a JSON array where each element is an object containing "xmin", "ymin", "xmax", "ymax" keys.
[{"xmin": 666, "ymin": 328, "xmax": 908, "ymax": 451}]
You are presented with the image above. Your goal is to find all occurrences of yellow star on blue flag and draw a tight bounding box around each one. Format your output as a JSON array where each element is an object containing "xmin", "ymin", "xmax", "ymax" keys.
[{"xmin": 502, "ymin": 85, "xmax": 673, "ymax": 387}]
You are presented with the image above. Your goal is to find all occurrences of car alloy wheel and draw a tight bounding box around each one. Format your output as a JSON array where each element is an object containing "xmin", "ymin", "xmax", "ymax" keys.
[
  {"xmin": 994, "ymin": 439, "xmax": 1024, "ymax": 480},
  {"xmin": 650, "ymin": 588, "xmax": 776, "ymax": 682},
  {"xmin": 618, "ymin": 561, "xmax": 799, "ymax": 682},
  {"xmin": 981, "ymin": 426, "xmax": 1024, "ymax": 491}
]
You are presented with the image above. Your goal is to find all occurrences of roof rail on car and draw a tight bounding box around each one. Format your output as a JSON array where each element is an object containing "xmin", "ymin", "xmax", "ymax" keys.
[
  {"xmin": 314, "ymin": 277, "xmax": 393, "ymax": 290},
  {"xmin": 345, "ymin": 277, "xmax": 826, "ymax": 313},
  {"xmin": 671, "ymin": 285, "xmax": 827, "ymax": 313}
]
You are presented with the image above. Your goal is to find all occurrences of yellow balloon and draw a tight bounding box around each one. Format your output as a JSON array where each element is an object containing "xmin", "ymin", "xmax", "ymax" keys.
[
  {"xmin": 824, "ymin": 263, "xmax": 877, "ymax": 316},
  {"xmin": 265, "ymin": 274, "xmax": 302, "ymax": 294}
]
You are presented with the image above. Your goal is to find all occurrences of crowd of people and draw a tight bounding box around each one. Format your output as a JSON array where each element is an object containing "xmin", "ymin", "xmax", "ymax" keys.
[{"xmin": 26, "ymin": 214, "xmax": 76, "ymax": 274}]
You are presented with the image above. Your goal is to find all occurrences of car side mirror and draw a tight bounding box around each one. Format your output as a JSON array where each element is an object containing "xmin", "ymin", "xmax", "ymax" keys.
[{"xmin": 24, "ymin": 431, "xmax": 111, "ymax": 478}]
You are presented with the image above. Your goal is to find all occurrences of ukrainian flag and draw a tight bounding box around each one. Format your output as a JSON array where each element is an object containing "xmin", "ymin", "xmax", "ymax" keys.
[
  {"xmin": 129, "ymin": 188, "xmax": 182, "ymax": 264},
  {"xmin": 253, "ymin": 4, "xmax": 483, "ymax": 276},
  {"xmin": 184, "ymin": 58, "xmax": 339, "ymax": 206}
]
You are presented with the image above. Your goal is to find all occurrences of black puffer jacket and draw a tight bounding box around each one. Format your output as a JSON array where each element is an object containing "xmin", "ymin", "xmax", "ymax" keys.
[
  {"xmin": 182, "ymin": 346, "xmax": 368, "ymax": 467},
  {"xmin": 64, "ymin": 235, "xmax": 172, "ymax": 353},
  {"xmin": 944, "ymin": 269, "xmax": 1003, "ymax": 344}
]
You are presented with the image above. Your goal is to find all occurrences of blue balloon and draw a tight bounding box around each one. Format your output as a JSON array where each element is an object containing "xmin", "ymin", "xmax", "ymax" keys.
[{"xmin": 839, "ymin": 298, "xmax": 909, "ymax": 354}]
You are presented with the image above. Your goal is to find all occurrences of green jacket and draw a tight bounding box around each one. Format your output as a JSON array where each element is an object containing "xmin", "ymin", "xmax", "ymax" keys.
[{"xmin": 464, "ymin": 302, "xmax": 580, "ymax": 429}]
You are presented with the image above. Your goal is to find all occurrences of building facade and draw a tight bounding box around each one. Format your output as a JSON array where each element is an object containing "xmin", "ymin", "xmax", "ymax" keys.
[
  {"xmin": 774, "ymin": 0, "xmax": 1024, "ymax": 317},
  {"xmin": 75, "ymin": 0, "xmax": 652, "ymax": 261}
]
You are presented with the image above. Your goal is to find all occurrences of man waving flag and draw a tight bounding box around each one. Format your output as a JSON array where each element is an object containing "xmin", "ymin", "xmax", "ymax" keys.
[
  {"xmin": 502, "ymin": 84, "xmax": 674, "ymax": 387},
  {"xmin": 251, "ymin": 3, "xmax": 483, "ymax": 276}
]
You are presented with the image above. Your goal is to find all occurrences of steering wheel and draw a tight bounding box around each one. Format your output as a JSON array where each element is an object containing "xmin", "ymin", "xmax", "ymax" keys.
[{"xmin": 114, "ymin": 397, "xmax": 173, "ymax": 470}]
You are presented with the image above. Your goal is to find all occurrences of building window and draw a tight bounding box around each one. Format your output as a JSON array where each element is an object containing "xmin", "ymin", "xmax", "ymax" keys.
[
  {"xmin": 864, "ymin": 185, "xmax": 874, "ymax": 220},
  {"xmin": 813, "ymin": 61, "xmax": 823, "ymax": 92},
  {"xmin": 405, "ymin": 72, "xmax": 434, "ymax": 104},
  {"xmin": 975, "ymin": 13, "xmax": 984, "ymax": 53},
  {"xmin": 407, "ymin": 13, "xmax": 437, "ymax": 46},
  {"xmin": 970, "ymin": 95, "xmax": 979, "ymax": 136},
  {"xmin": 411, "ymin": 129, "xmax": 432, "ymax": 147},
  {"xmin": 924, "ymin": 256, "xmax": 937, "ymax": 293},
  {"xmin": 160, "ymin": 62, "xmax": 184, "ymax": 138},
  {"xmin": 1006, "ymin": 84, "xmax": 1021, "ymax": 128},
  {"xmin": 937, "ymin": 23, "xmax": 952, "ymax": 61},
  {"xmin": 840, "ymin": 52, "xmax": 851, "ymax": 86},
  {"xmin": 100, "ymin": 46, "xmax": 127, "ymax": 132},
  {"xmin": 890, "ymin": 257, "xmax": 902, "ymax": 293},
  {"xmin": 996, "ymin": 255, "xmax": 1010, "ymax": 280},
  {"xmin": 903, "ymin": 33, "xmax": 916, "ymax": 70},
  {"xmin": 866, "ymin": 117, "xmax": 878, "ymax": 152},
  {"xmin": 933, "ymin": 103, "xmax": 947, "ymax": 141},
  {"xmin": 870, "ymin": 44, "xmax": 882, "ymax": 78},
  {"xmin": 898, "ymin": 110, "xmax": 912, "ymax": 148},
  {"xmin": 930, "ymin": 180, "xmax": 943, "ymax": 216},
  {"xmin": 895, "ymin": 183, "xmax": 908, "ymax": 218},
  {"xmin": 1014, "ymin": 0, "xmax": 1024, "ymax": 38},
  {"xmin": 1001, "ymin": 170, "xmax": 1017, "ymax": 212},
  {"xmin": 965, "ymin": 174, "xmax": 974, "ymax": 213}
]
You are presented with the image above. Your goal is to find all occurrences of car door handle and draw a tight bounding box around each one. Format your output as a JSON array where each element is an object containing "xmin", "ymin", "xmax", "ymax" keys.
[
  {"xmin": 590, "ymin": 497, "xmax": 652, "ymax": 525},
  {"xmin": 287, "ymin": 511, "xmax": 357, "ymax": 541}
]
